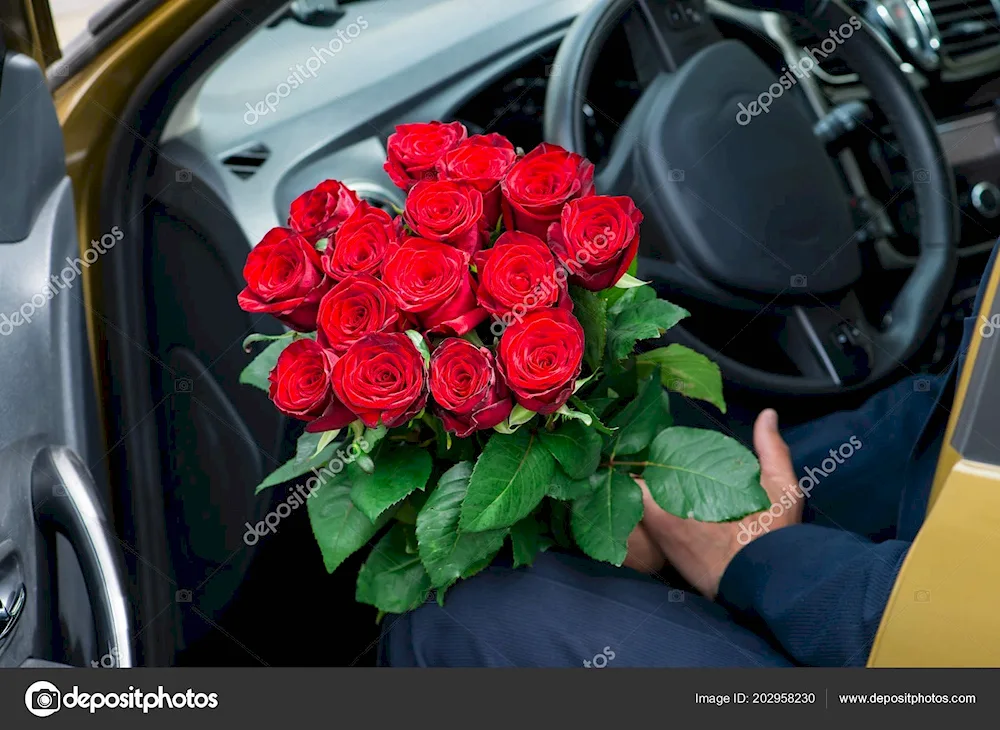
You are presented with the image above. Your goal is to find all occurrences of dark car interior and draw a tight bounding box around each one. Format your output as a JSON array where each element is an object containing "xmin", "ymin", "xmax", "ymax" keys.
[{"xmin": 73, "ymin": 0, "xmax": 1000, "ymax": 666}]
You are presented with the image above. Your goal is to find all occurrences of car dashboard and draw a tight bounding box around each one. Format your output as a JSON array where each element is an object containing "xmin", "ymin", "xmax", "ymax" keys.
[{"xmin": 158, "ymin": 0, "xmax": 1000, "ymax": 268}]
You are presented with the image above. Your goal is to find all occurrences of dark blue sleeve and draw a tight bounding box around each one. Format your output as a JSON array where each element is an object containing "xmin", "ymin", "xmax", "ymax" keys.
[{"xmin": 716, "ymin": 524, "xmax": 909, "ymax": 667}]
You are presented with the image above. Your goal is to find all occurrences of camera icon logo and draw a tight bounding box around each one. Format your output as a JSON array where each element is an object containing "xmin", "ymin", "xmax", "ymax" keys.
[
  {"xmin": 668, "ymin": 589, "xmax": 685, "ymax": 603},
  {"xmin": 914, "ymin": 589, "xmax": 931, "ymax": 603},
  {"xmin": 667, "ymin": 169, "xmax": 685, "ymax": 182},
  {"xmin": 25, "ymin": 681, "xmax": 61, "ymax": 717},
  {"xmin": 175, "ymin": 378, "xmax": 193, "ymax": 394},
  {"xmin": 176, "ymin": 589, "xmax": 193, "ymax": 603},
  {"xmin": 912, "ymin": 169, "xmax": 930, "ymax": 184},
  {"xmin": 176, "ymin": 169, "xmax": 193, "ymax": 183},
  {"xmin": 790, "ymin": 274, "xmax": 808, "ymax": 288},
  {"xmin": 913, "ymin": 379, "xmax": 931, "ymax": 393}
]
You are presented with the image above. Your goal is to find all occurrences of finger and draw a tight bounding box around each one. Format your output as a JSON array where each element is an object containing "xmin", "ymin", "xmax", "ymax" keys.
[
  {"xmin": 634, "ymin": 476, "xmax": 690, "ymax": 539},
  {"xmin": 753, "ymin": 409, "xmax": 797, "ymax": 501},
  {"xmin": 623, "ymin": 523, "xmax": 666, "ymax": 573}
]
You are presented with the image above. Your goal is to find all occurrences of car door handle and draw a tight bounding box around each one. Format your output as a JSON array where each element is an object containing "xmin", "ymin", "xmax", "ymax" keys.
[
  {"xmin": 0, "ymin": 581, "xmax": 25, "ymax": 643},
  {"xmin": 33, "ymin": 446, "xmax": 134, "ymax": 668}
]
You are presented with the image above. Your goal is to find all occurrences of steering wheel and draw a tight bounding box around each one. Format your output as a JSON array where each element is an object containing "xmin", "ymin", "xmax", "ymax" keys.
[{"xmin": 545, "ymin": 0, "xmax": 958, "ymax": 395}]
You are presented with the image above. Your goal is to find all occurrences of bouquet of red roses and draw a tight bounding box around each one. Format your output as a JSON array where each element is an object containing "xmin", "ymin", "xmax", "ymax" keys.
[{"xmin": 237, "ymin": 122, "xmax": 770, "ymax": 614}]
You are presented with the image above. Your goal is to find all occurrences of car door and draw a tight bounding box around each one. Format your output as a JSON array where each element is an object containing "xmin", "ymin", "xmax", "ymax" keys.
[{"xmin": 0, "ymin": 5, "xmax": 133, "ymax": 668}]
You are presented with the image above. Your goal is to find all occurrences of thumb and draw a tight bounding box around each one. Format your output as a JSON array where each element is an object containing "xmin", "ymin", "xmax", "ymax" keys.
[{"xmin": 752, "ymin": 409, "xmax": 797, "ymax": 501}]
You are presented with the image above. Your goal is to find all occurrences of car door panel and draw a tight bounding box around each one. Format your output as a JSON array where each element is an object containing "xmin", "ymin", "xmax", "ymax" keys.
[{"xmin": 0, "ymin": 45, "xmax": 132, "ymax": 667}]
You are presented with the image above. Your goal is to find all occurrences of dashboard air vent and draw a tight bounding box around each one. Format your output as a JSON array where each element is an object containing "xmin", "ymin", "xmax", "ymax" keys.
[
  {"xmin": 221, "ymin": 143, "xmax": 271, "ymax": 180},
  {"xmin": 925, "ymin": 0, "xmax": 1000, "ymax": 62}
]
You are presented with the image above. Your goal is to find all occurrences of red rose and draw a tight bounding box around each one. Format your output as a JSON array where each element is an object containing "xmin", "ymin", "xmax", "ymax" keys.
[
  {"xmin": 474, "ymin": 231, "xmax": 570, "ymax": 321},
  {"xmin": 548, "ymin": 195, "xmax": 643, "ymax": 291},
  {"xmin": 316, "ymin": 274, "xmax": 403, "ymax": 354},
  {"xmin": 403, "ymin": 180, "xmax": 488, "ymax": 257},
  {"xmin": 382, "ymin": 238, "xmax": 487, "ymax": 335},
  {"xmin": 237, "ymin": 227, "xmax": 330, "ymax": 331},
  {"xmin": 322, "ymin": 201, "xmax": 400, "ymax": 281},
  {"xmin": 429, "ymin": 338, "xmax": 513, "ymax": 437},
  {"xmin": 436, "ymin": 134, "xmax": 517, "ymax": 228},
  {"xmin": 384, "ymin": 121, "xmax": 468, "ymax": 191},
  {"xmin": 328, "ymin": 332, "xmax": 428, "ymax": 429},
  {"xmin": 288, "ymin": 179, "xmax": 360, "ymax": 242},
  {"xmin": 498, "ymin": 308, "xmax": 584, "ymax": 415},
  {"xmin": 501, "ymin": 143, "xmax": 595, "ymax": 239},
  {"xmin": 267, "ymin": 339, "xmax": 336, "ymax": 421}
]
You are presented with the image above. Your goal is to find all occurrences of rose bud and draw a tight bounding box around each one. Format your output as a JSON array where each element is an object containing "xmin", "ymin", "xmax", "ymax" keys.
[
  {"xmin": 430, "ymin": 338, "xmax": 513, "ymax": 437},
  {"xmin": 548, "ymin": 195, "xmax": 644, "ymax": 291},
  {"xmin": 237, "ymin": 227, "xmax": 331, "ymax": 331},
  {"xmin": 322, "ymin": 201, "xmax": 400, "ymax": 281},
  {"xmin": 287, "ymin": 179, "xmax": 360, "ymax": 243},
  {"xmin": 327, "ymin": 332, "xmax": 428, "ymax": 429},
  {"xmin": 436, "ymin": 134, "xmax": 517, "ymax": 229},
  {"xmin": 474, "ymin": 231, "xmax": 571, "ymax": 321},
  {"xmin": 267, "ymin": 338, "xmax": 336, "ymax": 421},
  {"xmin": 316, "ymin": 274, "xmax": 403, "ymax": 354},
  {"xmin": 403, "ymin": 180, "xmax": 489, "ymax": 257},
  {"xmin": 498, "ymin": 308, "xmax": 584, "ymax": 415},
  {"xmin": 382, "ymin": 238, "xmax": 487, "ymax": 336},
  {"xmin": 500, "ymin": 142, "xmax": 595, "ymax": 239},
  {"xmin": 384, "ymin": 121, "xmax": 468, "ymax": 191}
]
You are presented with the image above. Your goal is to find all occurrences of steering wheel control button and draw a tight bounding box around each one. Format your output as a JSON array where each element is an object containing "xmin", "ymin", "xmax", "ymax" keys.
[
  {"xmin": 971, "ymin": 181, "xmax": 1000, "ymax": 218},
  {"xmin": 680, "ymin": 1, "xmax": 703, "ymax": 25},
  {"xmin": 828, "ymin": 322, "xmax": 873, "ymax": 384},
  {"xmin": 665, "ymin": 3, "xmax": 686, "ymax": 28}
]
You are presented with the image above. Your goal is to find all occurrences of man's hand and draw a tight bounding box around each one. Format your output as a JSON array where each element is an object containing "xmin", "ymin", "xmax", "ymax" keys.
[{"xmin": 634, "ymin": 409, "xmax": 803, "ymax": 598}]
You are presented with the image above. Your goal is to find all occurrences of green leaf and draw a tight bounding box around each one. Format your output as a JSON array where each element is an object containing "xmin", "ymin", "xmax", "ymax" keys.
[
  {"xmin": 539, "ymin": 420, "xmax": 602, "ymax": 480},
  {"xmin": 415, "ymin": 462, "xmax": 507, "ymax": 590},
  {"xmin": 606, "ymin": 374, "xmax": 672, "ymax": 457},
  {"xmin": 555, "ymin": 403, "xmax": 592, "ymax": 426},
  {"xmin": 349, "ymin": 444, "xmax": 433, "ymax": 523},
  {"xmin": 405, "ymin": 330, "xmax": 431, "ymax": 367},
  {"xmin": 613, "ymin": 272, "xmax": 648, "ymax": 289},
  {"xmin": 461, "ymin": 329, "xmax": 486, "ymax": 348},
  {"xmin": 356, "ymin": 524, "xmax": 431, "ymax": 613},
  {"xmin": 509, "ymin": 405, "xmax": 536, "ymax": 428},
  {"xmin": 568, "ymin": 397, "xmax": 614, "ymax": 436},
  {"xmin": 307, "ymin": 481, "xmax": 385, "ymax": 573},
  {"xmin": 313, "ymin": 429, "xmax": 341, "ymax": 458},
  {"xmin": 627, "ymin": 254, "xmax": 639, "ymax": 277},
  {"xmin": 548, "ymin": 500, "xmax": 573, "ymax": 548},
  {"xmin": 547, "ymin": 467, "xmax": 594, "ymax": 501},
  {"xmin": 255, "ymin": 430, "xmax": 344, "ymax": 494},
  {"xmin": 460, "ymin": 429, "xmax": 554, "ymax": 532},
  {"xmin": 605, "ymin": 286, "xmax": 689, "ymax": 361},
  {"xmin": 570, "ymin": 285, "xmax": 608, "ymax": 372},
  {"xmin": 644, "ymin": 427, "xmax": 768, "ymax": 521},
  {"xmin": 362, "ymin": 424, "xmax": 388, "ymax": 451},
  {"xmin": 242, "ymin": 331, "xmax": 293, "ymax": 350},
  {"xmin": 239, "ymin": 339, "xmax": 292, "ymax": 392},
  {"xmin": 637, "ymin": 344, "xmax": 727, "ymax": 413},
  {"xmin": 571, "ymin": 469, "xmax": 643, "ymax": 566},
  {"xmin": 510, "ymin": 516, "xmax": 553, "ymax": 568}
]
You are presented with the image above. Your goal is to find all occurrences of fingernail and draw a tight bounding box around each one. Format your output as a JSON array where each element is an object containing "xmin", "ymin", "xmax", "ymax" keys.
[{"xmin": 762, "ymin": 409, "xmax": 778, "ymax": 430}]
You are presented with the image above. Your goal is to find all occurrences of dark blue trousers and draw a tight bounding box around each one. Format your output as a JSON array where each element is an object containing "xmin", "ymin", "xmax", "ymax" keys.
[{"xmin": 382, "ymin": 247, "xmax": 996, "ymax": 668}]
